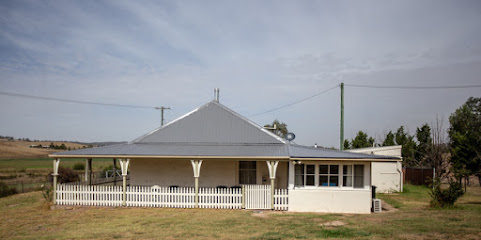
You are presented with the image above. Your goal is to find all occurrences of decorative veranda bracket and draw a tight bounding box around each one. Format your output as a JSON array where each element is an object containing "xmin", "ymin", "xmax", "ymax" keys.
[
  {"xmin": 119, "ymin": 159, "xmax": 130, "ymax": 206},
  {"xmin": 52, "ymin": 158, "xmax": 60, "ymax": 204},
  {"xmin": 266, "ymin": 161, "xmax": 279, "ymax": 210},
  {"xmin": 190, "ymin": 160, "xmax": 203, "ymax": 208}
]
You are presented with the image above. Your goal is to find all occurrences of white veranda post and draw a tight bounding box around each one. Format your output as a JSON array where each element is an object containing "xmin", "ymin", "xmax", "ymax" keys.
[
  {"xmin": 120, "ymin": 159, "xmax": 130, "ymax": 206},
  {"xmin": 190, "ymin": 160, "xmax": 203, "ymax": 208},
  {"xmin": 52, "ymin": 158, "xmax": 60, "ymax": 204},
  {"xmin": 266, "ymin": 161, "xmax": 279, "ymax": 209}
]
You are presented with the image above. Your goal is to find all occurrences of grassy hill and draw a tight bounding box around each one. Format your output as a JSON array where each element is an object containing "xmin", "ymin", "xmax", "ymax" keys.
[{"xmin": 0, "ymin": 139, "xmax": 87, "ymax": 159}]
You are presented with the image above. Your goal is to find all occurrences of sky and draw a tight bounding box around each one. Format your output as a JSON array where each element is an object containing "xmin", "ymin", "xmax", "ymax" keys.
[{"xmin": 1, "ymin": 0, "xmax": 481, "ymax": 147}]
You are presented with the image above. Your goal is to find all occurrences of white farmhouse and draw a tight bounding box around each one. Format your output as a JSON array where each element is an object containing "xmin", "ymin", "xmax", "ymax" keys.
[{"xmin": 50, "ymin": 98, "xmax": 400, "ymax": 214}]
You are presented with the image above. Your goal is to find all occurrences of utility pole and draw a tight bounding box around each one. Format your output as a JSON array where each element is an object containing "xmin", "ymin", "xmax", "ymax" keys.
[
  {"xmin": 340, "ymin": 83, "xmax": 344, "ymax": 151},
  {"xmin": 155, "ymin": 106, "xmax": 171, "ymax": 126}
]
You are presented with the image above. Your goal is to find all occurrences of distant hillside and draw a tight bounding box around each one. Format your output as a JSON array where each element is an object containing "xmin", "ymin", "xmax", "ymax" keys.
[{"xmin": 0, "ymin": 140, "xmax": 87, "ymax": 159}]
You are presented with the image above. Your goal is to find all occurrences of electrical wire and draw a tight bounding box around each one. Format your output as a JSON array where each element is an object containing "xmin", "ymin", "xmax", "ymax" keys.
[
  {"xmin": 0, "ymin": 91, "xmax": 155, "ymax": 109},
  {"xmin": 249, "ymin": 85, "xmax": 339, "ymax": 117},
  {"xmin": 344, "ymin": 84, "xmax": 481, "ymax": 89}
]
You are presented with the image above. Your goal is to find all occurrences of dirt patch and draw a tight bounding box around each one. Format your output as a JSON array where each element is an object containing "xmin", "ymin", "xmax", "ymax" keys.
[
  {"xmin": 381, "ymin": 200, "xmax": 399, "ymax": 212},
  {"xmin": 320, "ymin": 220, "xmax": 346, "ymax": 227},
  {"xmin": 251, "ymin": 210, "xmax": 285, "ymax": 218}
]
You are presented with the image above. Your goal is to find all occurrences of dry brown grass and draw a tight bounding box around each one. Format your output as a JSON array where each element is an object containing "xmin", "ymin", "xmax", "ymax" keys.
[
  {"xmin": 1, "ymin": 185, "xmax": 480, "ymax": 240},
  {"xmin": 0, "ymin": 140, "xmax": 86, "ymax": 159}
]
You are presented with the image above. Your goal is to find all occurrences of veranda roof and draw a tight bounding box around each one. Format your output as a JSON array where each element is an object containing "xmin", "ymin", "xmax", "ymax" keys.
[{"xmin": 50, "ymin": 101, "xmax": 400, "ymax": 161}]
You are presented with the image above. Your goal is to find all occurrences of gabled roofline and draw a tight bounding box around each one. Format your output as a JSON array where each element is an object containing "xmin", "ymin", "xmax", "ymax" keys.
[
  {"xmin": 131, "ymin": 100, "xmax": 287, "ymax": 144},
  {"xmin": 130, "ymin": 102, "xmax": 206, "ymax": 144},
  {"xmin": 209, "ymin": 101, "xmax": 287, "ymax": 144}
]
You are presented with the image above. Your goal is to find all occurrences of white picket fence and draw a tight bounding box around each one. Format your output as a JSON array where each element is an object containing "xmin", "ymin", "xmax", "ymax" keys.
[
  {"xmin": 199, "ymin": 187, "xmax": 243, "ymax": 209},
  {"xmin": 274, "ymin": 189, "xmax": 289, "ymax": 211},
  {"xmin": 126, "ymin": 186, "xmax": 195, "ymax": 208},
  {"xmin": 56, "ymin": 184, "xmax": 123, "ymax": 206},
  {"xmin": 56, "ymin": 184, "xmax": 287, "ymax": 210},
  {"xmin": 244, "ymin": 184, "xmax": 271, "ymax": 209}
]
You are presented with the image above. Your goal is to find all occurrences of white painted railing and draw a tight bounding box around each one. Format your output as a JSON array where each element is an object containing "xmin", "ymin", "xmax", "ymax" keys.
[
  {"xmin": 56, "ymin": 184, "xmax": 123, "ymax": 206},
  {"xmin": 126, "ymin": 186, "xmax": 195, "ymax": 208},
  {"xmin": 56, "ymin": 184, "xmax": 249, "ymax": 209},
  {"xmin": 274, "ymin": 189, "xmax": 289, "ymax": 211},
  {"xmin": 244, "ymin": 184, "xmax": 271, "ymax": 209},
  {"xmin": 199, "ymin": 187, "xmax": 242, "ymax": 209}
]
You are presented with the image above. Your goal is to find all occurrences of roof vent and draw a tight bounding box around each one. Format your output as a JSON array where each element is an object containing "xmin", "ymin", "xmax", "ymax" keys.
[{"xmin": 214, "ymin": 88, "xmax": 220, "ymax": 102}]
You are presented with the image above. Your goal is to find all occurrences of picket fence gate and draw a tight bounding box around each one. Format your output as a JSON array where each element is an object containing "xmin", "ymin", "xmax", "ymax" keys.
[{"xmin": 56, "ymin": 184, "xmax": 287, "ymax": 210}]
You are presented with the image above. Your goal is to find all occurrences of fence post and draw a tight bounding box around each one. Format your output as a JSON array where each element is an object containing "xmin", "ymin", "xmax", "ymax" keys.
[{"xmin": 242, "ymin": 185, "xmax": 245, "ymax": 209}]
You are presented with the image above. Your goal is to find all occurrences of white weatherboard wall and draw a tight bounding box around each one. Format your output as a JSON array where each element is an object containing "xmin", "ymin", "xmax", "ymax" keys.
[
  {"xmin": 130, "ymin": 159, "xmax": 288, "ymax": 188},
  {"xmin": 347, "ymin": 146, "xmax": 402, "ymax": 193},
  {"xmin": 288, "ymin": 189, "xmax": 372, "ymax": 214},
  {"xmin": 371, "ymin": 161, "xmax": 402, "ymax": 193}
]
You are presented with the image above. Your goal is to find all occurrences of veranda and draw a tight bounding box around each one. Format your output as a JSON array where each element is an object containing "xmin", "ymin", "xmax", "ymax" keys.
[{"xmin": 52, "ymin": 158, "xmax": 288, "ymax": 210}]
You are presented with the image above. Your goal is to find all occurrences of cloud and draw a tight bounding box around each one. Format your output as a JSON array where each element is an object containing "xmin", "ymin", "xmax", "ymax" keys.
[{"xmin": 1, "ymin": 0, "xmax": 481, "ymax": 145}]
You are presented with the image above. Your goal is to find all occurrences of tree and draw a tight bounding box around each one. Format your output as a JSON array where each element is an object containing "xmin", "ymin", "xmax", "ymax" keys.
[
  {"xmin": 449, "ymin": 97, "xmax": 481, "ymax": 186},
  {"xmin": 382, "ymin": 131, "xmax": 396, "ymax": 146},
  {"xmin": 424, "ymin": 117, "xmax": 449, "ymax": 178},
  {"xmin": 395, "ymin": 126, "xmax": 417, "ymax": 167},
  {"xmin": 343, "ymin": 139, "xmax": 351, "ymax": 150},
  {"xmin": 416, "ymin": 124, "xmax": 432, "ymax": 162},
  {"xmin": 350, "ymin": 131, "xmax": 375, "ymax": 149},
  {"xmin": 264, "ymin": 120, "xmax": 288, "ymax": 138}
]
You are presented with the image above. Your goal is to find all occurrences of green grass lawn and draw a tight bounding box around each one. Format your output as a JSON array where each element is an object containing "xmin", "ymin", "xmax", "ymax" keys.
[{"xmin": 1, "ymin": 184, "xmax": 480, "ymax": 239}]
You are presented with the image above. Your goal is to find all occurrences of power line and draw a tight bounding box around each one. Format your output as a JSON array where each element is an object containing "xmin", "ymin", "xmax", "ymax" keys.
[
  {"xmin": 0, "ymin": 91, "xmax": 155, "ymax": 109},
  {"xmin": 249, "ymin": 85, "xmax": 339, "ymax": 117},
  {"xmin": 344, "ymin": 84, "xmax": 481, "ymax": 89}
]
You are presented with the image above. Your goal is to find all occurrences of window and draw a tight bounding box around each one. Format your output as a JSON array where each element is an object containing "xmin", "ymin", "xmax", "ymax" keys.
[
  {"xmin": 343, "ymin": 165, "xmax": 364, "ymax": 188},
  {"xmin": 319, "ymin": 165, "xmax": 339, "ymax": 187},
  {"xmin": 294, "ymin": 164, "xmax": 304, "ymax": 187},
  {"xmin": 306, "ymin": 165, "xmax": 315, "ymax": 186},
  {"xmin": 239, "ymin": 161, "xmax": 256, "ymax": 184}
]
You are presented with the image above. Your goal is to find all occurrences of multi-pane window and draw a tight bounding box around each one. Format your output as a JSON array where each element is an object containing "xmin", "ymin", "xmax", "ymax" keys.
[
  {"xmin": 239, "ymin": 161, "xmax": 256, "ymax": 184},
  {"xmin": 343, "ymin": 165, "xmax": 364, "ymax": 188},
  {"xmin": 319, "ymin": 165, "xmax": 339, "ymax": 187},
  {"xmin": 295, "ymin": 163, "xmax": 365, "ymax": 188}
]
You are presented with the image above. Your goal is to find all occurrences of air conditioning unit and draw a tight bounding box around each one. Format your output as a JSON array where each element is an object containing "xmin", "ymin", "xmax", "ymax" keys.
[{"xmin": 372, "ymin": 199, "xmax": 382, "ymax": 213}]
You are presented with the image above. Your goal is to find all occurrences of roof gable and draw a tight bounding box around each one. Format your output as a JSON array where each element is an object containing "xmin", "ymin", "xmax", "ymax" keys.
[{"xmin": 133, "ymin": 101, "xmax": 286, "ymax": 144}]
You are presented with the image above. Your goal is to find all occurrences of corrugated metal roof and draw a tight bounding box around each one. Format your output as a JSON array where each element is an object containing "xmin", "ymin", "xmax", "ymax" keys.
[
  {"xmin": 133, "ymin": 101, "xmax": 286, "ymax": 144},
  {"xmin": 288, "ymin": 144, "xmax": 399, "ymax": 159},
  {"xmin": 52, "ymin": 143, "xmax": 288, "ymax": 157},
  {"xmin": 51, "ymin": 100, "xmax": 400, "ymax": 161}
]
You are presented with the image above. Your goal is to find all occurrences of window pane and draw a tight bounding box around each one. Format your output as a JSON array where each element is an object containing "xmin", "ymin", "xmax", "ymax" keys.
[
  {"xmin": 354, "ymin": 165, "xmax": 364, "ymax": 188},
  {"xmin": 239, "ymin": 161, "xmax": 256, "ymax": 184},
  {"xmin": 306, "ymin": 175, "xmax": 315, "ymax": 186},
  {"xmin": 306, "ymin": 165, "xmax": 315, "ymax": 174},
  {"xmin": 343, "ymin": 165, "xmax": 353, "ymax": 187},
  {"xmin": 240, "ymin": 161, "xmax": 256, "ymax": 170},
  {"xmin": 330, "ymin": 176, "xmax": 339, "ymax": 186},
  {"xmin": 295, "ymin": 174, "xmax": 304, "ymax": 187},
  {"xmin": 330, "ymin": 165, "xmax": 339, "ymax": 175},
  {"xmin": 343, "ymin": 176, "xmax": 353, "ymax": 187},
  {"xmin": 319, "ymin": 165, "xmax": 328, "ymax": 174},
  {"xmin": 295, "ymin": 164, "xmax": 304, "ymax": 175},
  {"xmin": 319, "ymin": 175, "xmax": 328, "ymax": 186}
]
